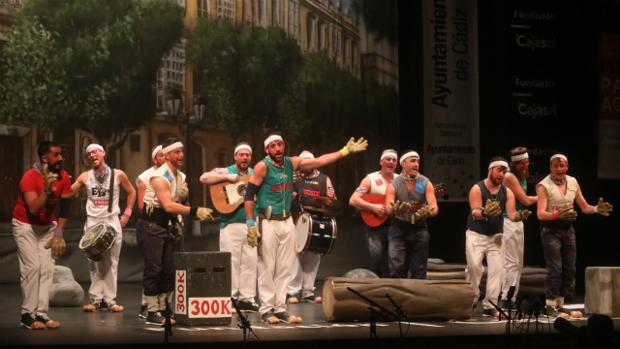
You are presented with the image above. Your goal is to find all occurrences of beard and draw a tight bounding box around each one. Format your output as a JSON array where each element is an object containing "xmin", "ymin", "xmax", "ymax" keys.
[{"xmin": 49, "ymin": 160, "xmax": 63, "ymax": 174}]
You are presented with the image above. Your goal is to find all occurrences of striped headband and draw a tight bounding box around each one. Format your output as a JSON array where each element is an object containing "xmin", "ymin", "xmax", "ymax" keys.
[
  {"xmin": 488, "ymin": 160, "xmax": 509, "ymax": 170},
  {"xmin": 85, "ymin": 143, "xmax": 104, "ymax": 153},
  {"xmin": 399, "ymin": 151, "xmax": 420, "ymax": 166},
  {"xmin": 510, "ymin": 152, "xmax": 529, "ymax": 162},
  {"xmin": 550, "ymin": 154, "xmax": 568, "ymax": 163},
  {"xmin": 264, "ymin": 135, "xmax": 284, "ymax": 148},
  {"xmin": 151, "ymin": 145, "xmax": 163, "ymax": 160},
  {"xmin": 234, "ymin": 144, "xmax": 252, "ymax": 155},
  {"xmin": 162, "ymin": 141, "xmax": 183, "ymax": 154}
]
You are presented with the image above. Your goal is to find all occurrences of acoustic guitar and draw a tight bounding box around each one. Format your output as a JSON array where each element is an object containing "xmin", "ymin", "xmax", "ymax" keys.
[
  {"xmin": 209, "ymin": 175, "xmax": 250, "ymax": 214},
  {"xmin": 360, "ymin": 183, "xmax": 446, "ymax": 227}
]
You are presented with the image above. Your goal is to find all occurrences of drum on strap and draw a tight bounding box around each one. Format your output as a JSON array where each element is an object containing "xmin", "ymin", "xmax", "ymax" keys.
[
  {"xmin": 294, "ymin": 213, "xmax": 337, "ymax": 254},
  {"xmin": 79, "ymin": 222, "xmax": 117, "ymax": 261}
]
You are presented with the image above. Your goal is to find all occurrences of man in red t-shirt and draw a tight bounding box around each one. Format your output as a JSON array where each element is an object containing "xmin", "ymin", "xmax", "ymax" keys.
[{"xmin": 12, "ymin": 141, "xmax": 73, "ymax": 330}]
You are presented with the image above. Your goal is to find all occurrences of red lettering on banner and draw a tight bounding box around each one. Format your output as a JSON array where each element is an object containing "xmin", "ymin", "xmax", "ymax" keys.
[
  {"xmin": 187, "ymin": 297, "xmax": 232, "ymax": 318},
  {"xmin": 221, "ymin": 300, "xmax": 231, "ymax": 314}
]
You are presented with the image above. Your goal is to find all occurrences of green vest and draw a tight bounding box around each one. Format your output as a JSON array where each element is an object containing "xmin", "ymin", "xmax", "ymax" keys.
[
  {"xmin": 256, "ymin": 156, "xmax": 293, "ymax": 217},
  {"xmin": 220, "ymin": 165, "xmax": 254, "ymax": 228}
]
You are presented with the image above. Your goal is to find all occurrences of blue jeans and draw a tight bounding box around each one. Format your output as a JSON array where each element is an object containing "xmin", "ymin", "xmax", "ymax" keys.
[
  {"xmin": 388, "ymin": 221, "xmax": 430, "ymax": 279},
  {"xmin": 366, "ymin": 224, "xmax": 390, "ymax": 278},
  {"xmin": 541, "ymin": 225, "xmax": 576, "ymax": 299}
]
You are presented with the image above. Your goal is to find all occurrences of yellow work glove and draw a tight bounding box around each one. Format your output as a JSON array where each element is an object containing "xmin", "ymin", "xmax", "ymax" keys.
[
  {"xmin": 482, "ymin": 199, "xmax": 501, "ymax": 218},
  {"xmin": 390, "ymin": 200, "xmax": 412, "ymax": 215},
  {"xmin": 595, "ymin": 197, "xmax": 613, "ymax": 216},
  {"xmin": 45, "ymin": 235, "xmax": 66, "ymax": 259},
  {"xmin": 558, "ymin": 204, "xmax": 577, "ymax": 221},
  {"xmin": 513, "ymin": 209, "xmax": 532, "ymax": 222},
  {"xmin": 195, "ymin": 207, "xmax": 213, "ymax": 222},
  {"xmin": 177, "ymin": 183, "xmax": 189, "ymax": 201},
  {"xmin": 246, "ymin": 219, "xmax": 258, "ymax": 247},
  {"xmin": 414, "ymin": 205, "xmax": 434, "ymax": 221},
  {"xmin": 340, "ymin": 137, "xmax": 368, "ymax": 157}
]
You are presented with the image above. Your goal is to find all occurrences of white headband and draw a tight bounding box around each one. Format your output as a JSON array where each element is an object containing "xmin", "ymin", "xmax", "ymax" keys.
[
  {"xmin": 264, "ymin": 135, "xmax": 284, "ymax": 148},
  {"xmin": 550, "ymin": 154, "xmax": 568, "ymax": 163},
  {"xmin": 85, "ymin": 143, "xmax": 104, "ymax": 153},
  {"xmin": 380, "ymin": 150, "xmax": 398, "ymax": 161},
  {"xmin": 488, "ymin": 160, "xmax": 509, "ymax": 170},
  {"xmin": 510, "ymin": 152, "xmax": 529, "ymax": 162},
  {"xmin": 151, "ymin": 145, "xmax": 163, "ymax": 160},
  {"xmin": 399, "ymin": 151, "xmax": 420, "ymax": 166},
  {"xmin": 162, "ymin": 141, "xmax": 183, "ymax": 154},
  {"xmin": 298, "ymin": 151, "xmax": 315, "ymax": 160},
  {"xmin": 234, "ymin": 144, "xmax": 252, "ymax": 155}
]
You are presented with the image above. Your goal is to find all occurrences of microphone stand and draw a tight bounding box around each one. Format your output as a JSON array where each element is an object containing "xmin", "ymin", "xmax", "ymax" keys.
[
  {"xmin": 386, "ymin": 293, "xmax": 406, "ymax": 338},
  {"xmin": 347, "ymin": 287, "xmax": 399, "ymax": 339},
  {"xmin": 163, "ymin": 300, "xmax": 173, "ymax": 343},
  {"xmin": 232, "ymin": 298, "xmax": 259, "ymax": 345}
]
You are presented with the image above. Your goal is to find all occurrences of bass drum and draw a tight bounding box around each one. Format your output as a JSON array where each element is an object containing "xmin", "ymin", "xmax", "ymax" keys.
[
  {"xmin": 79, "ymin": 222, "xmax": 117, "ymax": 262},
  {"xmin": 294, "ymin": 213, "xmax": 337, "ymax": 254}
]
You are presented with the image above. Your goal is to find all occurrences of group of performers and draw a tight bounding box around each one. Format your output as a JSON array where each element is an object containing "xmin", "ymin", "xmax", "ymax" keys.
[{"xmin": 11, "ymin": 136, "xmax": 613, "ymax": 330}]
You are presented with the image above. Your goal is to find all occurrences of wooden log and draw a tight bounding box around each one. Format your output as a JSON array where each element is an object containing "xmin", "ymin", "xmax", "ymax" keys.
[{"xmin": 322, "ymin": 277, "xmax": 474, "ymax": 322}]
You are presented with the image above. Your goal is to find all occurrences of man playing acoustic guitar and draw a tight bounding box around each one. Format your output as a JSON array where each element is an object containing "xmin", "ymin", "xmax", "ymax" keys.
[
  {"xmin": 384, "ymin": 150, "xmax": 438, "ymax": 279},
  {"xmin": 348, "ymin": 149, "xmax": 398, "ymax": 278},
  {"xmin": 200, "ymin": 142, "xmax": 259, "ymax": 313}
]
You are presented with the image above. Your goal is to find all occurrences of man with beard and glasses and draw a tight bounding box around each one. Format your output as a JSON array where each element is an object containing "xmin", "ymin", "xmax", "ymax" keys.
[
  {"xmin": 71, "ymin": 144, "xmax": 136, "ymax": 313},
  {"xmin": 536, "ymin": 153, "xmax": 612, "ymax": 316},
  {"xmin": 349, "ymin": 149, "xmax": 398, "ymax": 278},
  {"xmin": 500, "ymin": 147, "xmax": 537, "ymax": 309},
  {"xmin": 466, "ymin": 157, "xmax": 531, "ymax": 317},
  {"xmin": 138, "ymin": 138, "xmax": 213, "ymax": 326},
  {"xmin": 244, "ymin": 134, "xmax": 367, "ymax": 324},
  {"xmin": 385, "ymin": 150, "xmax": 438, "ymax": 279},
  {"xmin": 200, "ymin": 142, "xmax": 259, "ymax": 313},
  {"xmin": 12, "ymin": 141, "xmax": 73, "ymax": 330}
]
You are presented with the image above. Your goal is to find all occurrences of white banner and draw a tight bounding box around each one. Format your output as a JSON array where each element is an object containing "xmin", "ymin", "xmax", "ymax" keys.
[{"xmin": 422, "ymin": 0, "xmax": 479, "ymax": 201}]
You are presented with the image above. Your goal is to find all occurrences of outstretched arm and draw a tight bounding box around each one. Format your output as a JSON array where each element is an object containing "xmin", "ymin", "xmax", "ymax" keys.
[
  {"xmin": 200, "ymin": 167, "xmax": 238, "ymax": 185},
  {"xmin": 293, "ymin": 137, "xmax": 368, "ymax": 171}
]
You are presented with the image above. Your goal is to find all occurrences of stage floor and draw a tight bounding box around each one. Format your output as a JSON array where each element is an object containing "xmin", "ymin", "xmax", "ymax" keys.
[{"xmin": 1, "ymin": 282, "xmax": 618, "ymax": 349}]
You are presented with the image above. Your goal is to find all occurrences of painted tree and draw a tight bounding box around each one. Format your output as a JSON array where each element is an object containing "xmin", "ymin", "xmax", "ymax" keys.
[
  {"xmin": 186, "ymin": 17, "xmax": 304, "ymax": 144},
  {"xmin": 0, "ymin": 0, "xmax": 184, "ymax": 150}
]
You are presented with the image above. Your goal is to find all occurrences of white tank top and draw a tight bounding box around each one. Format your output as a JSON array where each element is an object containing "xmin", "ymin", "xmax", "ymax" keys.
[
  {"xmin": 367, "ymin": 171, "xmax": 390, "ymax": 195},
  {"xmin": 538, "ymin": 174, "xmax": 578, "ymax": 212},
  {"xmin": 143, "ymin": 162, "xmax": 186, "ymax": 208},
  {"xmin": 84, "ymin": 167, "xmax": 121, "ymax": 234},
  {"xmin": 137, "ymin": 166, "xmax": 157, "ymax": 186}
]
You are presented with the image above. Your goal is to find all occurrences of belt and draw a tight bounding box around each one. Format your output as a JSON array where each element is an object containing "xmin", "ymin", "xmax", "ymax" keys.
[
  {"xmin": 258, "ymin": 212, "xmax": 291, "ymax": 221},
  {"xmin": 140, "ymin": 207, "xmax": 172, "ymax": 227}
]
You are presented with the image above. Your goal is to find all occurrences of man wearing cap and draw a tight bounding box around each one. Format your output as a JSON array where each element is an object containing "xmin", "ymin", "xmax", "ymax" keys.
[
  {"xmin": 200, "ymin": 142, "xmax": 259, "ymax": 313},
  {"xmin": 385, "ymin": 150, "xmax": 438, "ymax": 279},
  {"xmin": 286, "ymin": 150, "xmax": 336, "ymax": 304},
  {"xmin": 466, "ymin": 157, "xmax": 530, "ymax": 317},
  {"xmin": 349, "ymin": 149, "xmax": 398, "ymax": 277},
  {"xmin": 134, "ymin": 144, "xmax": 166, "ymax": 319},
  {"xmin": 137, "ymin": 138, "xmax": 213, "ymax": 326},
  {"xmin": 500, "ymin": 147, "xmax": 537, "ymax": 308},
  {"xmin": 71, "ymin": 143, "xmax": 136, "ymax": 313},
  {"xmin": 13, "ymin": 141, "xmax": 73, "ymax": 330},
  {"xmin": 244, "ymin": 134, "xmax": 367, "ymax": 324},
  {"xmin": 536, "ymin": 153, "xmax": 612, "ymax": 315}
]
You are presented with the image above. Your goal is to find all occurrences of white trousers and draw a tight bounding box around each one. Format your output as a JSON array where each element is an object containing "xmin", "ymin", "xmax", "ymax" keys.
[
  {"xmin": 257, "ymin": 218, "xmax": 296, "ymax": 314},
  {"xmin": 287, "ymin": 251, "xmax": 321, "ymax": 298},
  {"xmin": 465, "ymin": 229, "xmax": 504, "ymax": 310},
  {"xmin": 220, "ymin": 223, "xmax": 258, "ymax": 302},
  {"xmin": 12, "ymin": 219, "xmax": 56, "ymax": 316},
  {"xmin": 501, "ymin": 218, "xmax": 524, "ymax": 301},
  {"xmin": 85, "ymin": 216, "xmax": 122, "ymax": 305}
]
